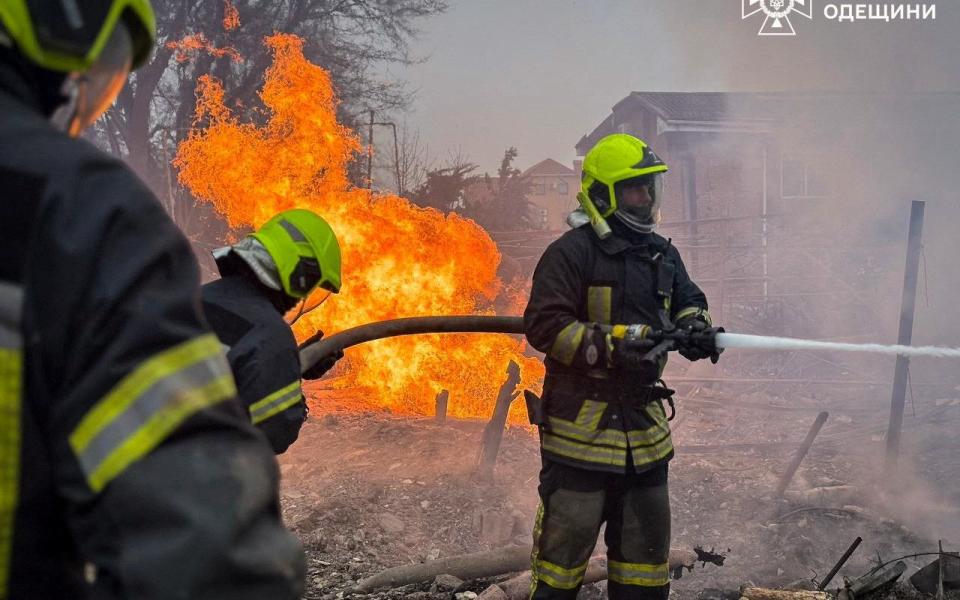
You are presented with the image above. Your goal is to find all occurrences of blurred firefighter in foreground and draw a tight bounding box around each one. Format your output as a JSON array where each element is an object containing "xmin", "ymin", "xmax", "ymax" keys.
[
  {"xmin": 523, "ymin": 134, "xmax": 721, "ymax": 600},
  {"xmin": 0, "ymin": 1, "xmax": 305, "ymax": 597},
  {"xmin": 202, "ymin": 209, "xmax": 343, "ymax": 454}
]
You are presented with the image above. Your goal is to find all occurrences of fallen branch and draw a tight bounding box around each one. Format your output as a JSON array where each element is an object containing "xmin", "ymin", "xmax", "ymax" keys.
[
  {"xmin": 353, "ymin": 546, "xmax": 697, "ymax": 594},
  {"xmin": 352, "ymin": 546, "xmax": 529, "ymax": 594}
]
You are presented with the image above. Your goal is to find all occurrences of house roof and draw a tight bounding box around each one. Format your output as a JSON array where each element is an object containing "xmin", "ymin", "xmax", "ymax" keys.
[
  {"xmin": 523, "ymin": 158, "xmax": 575, "ymax": 177},
  {"xmin": 576, "ymin": 91, "xmax": 960, "ymax": 155},
  {"xmin": 576, "ymin": 92, "xmax": 787, "ymax": 154},
  {"xmin": 613, "ymin": 92, "xmax": 789, "ymax": 122}
]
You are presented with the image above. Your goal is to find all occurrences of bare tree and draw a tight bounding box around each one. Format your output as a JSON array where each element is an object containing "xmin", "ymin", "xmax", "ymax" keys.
[
  {"xmin": 395, "ymin": 122, "xmax": 430, "ymax": 196},
  {"xmin": 91, "ymin": 0, "xmax": 447, "ymax": 242}
]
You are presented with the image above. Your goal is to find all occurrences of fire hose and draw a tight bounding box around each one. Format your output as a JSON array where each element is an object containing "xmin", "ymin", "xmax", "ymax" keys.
[
  {"xmin": 298, "ymin": 315, "xmax": 525, "ymax": 375},
  {"xmin": 299, "ymin": 316, "xmax": 960, "ymax": 376}
]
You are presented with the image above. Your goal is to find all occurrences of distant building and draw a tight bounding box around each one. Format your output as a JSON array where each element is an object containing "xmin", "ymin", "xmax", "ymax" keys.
[{"xmin": 522, "ymin": 158, "xmax": 581, "ymax": 231}]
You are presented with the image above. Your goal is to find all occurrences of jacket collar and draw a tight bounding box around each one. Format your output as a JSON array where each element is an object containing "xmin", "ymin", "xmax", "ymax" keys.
[
  {"xmin": 593, "ymin": 225, "xmax": 668, "ymax": 257},
  {"xmin": 567, "ymin": 208, "xmax": 669, "ymax": 256}
]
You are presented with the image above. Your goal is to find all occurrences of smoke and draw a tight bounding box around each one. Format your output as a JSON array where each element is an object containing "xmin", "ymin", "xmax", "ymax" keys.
[{"xmin": 630, "ymin": 0, "xmax": 960, "ymax": 541}]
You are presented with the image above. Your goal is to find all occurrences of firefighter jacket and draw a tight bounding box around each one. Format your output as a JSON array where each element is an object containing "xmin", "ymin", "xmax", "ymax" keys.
[
  {"xmin": 524, "ymin": 220, "xmax": 710, "ymax": 474},
  {"xmin": 201, "ymin": 271, "xmax": 307, "ymax": 454},
  {"xmin": 0, "ymin": 67, "xmax": 304, "ymax": 599}
]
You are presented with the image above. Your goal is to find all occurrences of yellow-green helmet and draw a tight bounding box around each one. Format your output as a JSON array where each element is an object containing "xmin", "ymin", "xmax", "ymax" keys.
[
  {"xmin": 579, "ymin": 133, "xmax": 668, "ymax": 235},
  {"xmin": 251, "ymin": 209, "xmax": 342, "ymax": 299},
  {"xmin": 0, "ymin": 0, "xmax": 156, "ymax": 72}
]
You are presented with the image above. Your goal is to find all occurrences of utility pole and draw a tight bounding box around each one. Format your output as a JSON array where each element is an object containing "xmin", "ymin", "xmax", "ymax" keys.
[
  {"xmin": 364, "ymin": 109, "xmax": 402, "ymax": 195},
  {"xmin": 884, "ymin": 200, "xmax": 925, "ymax": 472},
  {"xmin": 366, "ymin": 109, "xmax": 375, "ymax": 189}
]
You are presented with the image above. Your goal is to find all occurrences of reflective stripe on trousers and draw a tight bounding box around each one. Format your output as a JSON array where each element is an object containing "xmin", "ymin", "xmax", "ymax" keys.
[
  {"xmin": 69, "ymin": 334, "xmax": 237, "ymax": 492},
  {"xmin": 529, "ymin": 461, "xmax": 671, "ymax": 600},
  {"xmin": 0, "ymin": 282, "xmax": 23, "ymax": 599},
  {"xmin": 608, "ymin": 560, "xmax": 670, "ymax": 587}
]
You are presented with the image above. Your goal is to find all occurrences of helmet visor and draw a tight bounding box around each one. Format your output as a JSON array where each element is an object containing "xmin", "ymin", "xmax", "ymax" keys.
[
  {"xmin": 66, "ymin": 20, "xmax": 133, "ymax": 136},
  {"xmin": 613, "ymin": 173, "xmax": 663, "ymax": 229},
  {"xmin": 284, "ymin": 288, "xmax": 332, "ymax": 326}
]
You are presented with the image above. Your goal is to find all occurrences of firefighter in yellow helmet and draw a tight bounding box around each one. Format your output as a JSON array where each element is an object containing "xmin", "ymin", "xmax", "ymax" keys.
[
  {"xmin": 203, "ymin": 209, "xmax": 343, "ymax": 454},
  {"xmin": 523, "ymin": 134, "xmax": 721, "ymax": 599},
  {"xmin": 0, "ymin": 1, "xmax": 304, "ymax": 597}
]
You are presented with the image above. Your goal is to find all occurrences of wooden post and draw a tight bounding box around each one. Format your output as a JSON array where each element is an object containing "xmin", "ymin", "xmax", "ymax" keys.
[
  {"xmin": 435, "ymin": 389, "xmax": 449, "ymax": 424},
  {"xmin": 477, "ymin": 361, "xmax": 521, "ymax": 478},
  {"xmin": 775, "ymin": 411, "xmax": 829, "ymax": 497},
  {"xmin": 885, "ymin": 200, "xmax": 925, "ymax": 471}
]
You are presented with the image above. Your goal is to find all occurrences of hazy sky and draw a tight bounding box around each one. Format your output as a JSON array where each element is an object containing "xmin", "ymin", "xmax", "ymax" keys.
[{"xmin": 393, "ymin": 0, "xmax": 960, "ymax": 173}]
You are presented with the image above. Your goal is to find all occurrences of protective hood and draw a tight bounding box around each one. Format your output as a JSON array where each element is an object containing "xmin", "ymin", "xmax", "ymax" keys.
[{"xmin": 212, "ymin": 237, "xmax": 283, "ymax": 292}]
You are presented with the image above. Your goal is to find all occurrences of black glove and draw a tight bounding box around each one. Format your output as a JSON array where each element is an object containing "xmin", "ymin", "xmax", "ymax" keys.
[
  {"xmin": 675, "ymin": 317, "xmax": 723, "ymax": 363},
  {"xmin": 302, "ymin": 349, "xmax": 343, "ymax": 380},
  {"xmin": 298, "ymin": 329, "xmax": 343, "ymax": 380},
  {"xmin": 609, "ymin": 334, "xmax": 660, "ymax": 383}
]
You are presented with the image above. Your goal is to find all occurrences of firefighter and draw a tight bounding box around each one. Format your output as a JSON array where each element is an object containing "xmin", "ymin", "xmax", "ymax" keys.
[
  {"xmin": 523, "ymin": 133, "xmax": 721, "ymax": 600},
  {"xmin": 0, "ymin": 2, "xmax": 305, "ymax": 597},
  {"xmin": 202, "ymin": 208, "xmax": 343, "ymax": 454}
]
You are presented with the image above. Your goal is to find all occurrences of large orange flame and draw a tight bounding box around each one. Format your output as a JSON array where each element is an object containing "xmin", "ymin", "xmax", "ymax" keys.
[{"xmin": 175, "ymin": 34, "xmax": 543, "ymax": 421}]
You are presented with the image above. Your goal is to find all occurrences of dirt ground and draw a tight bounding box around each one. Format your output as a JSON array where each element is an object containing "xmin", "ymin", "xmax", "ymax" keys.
[{"xmin": 280, "ymin": 378, "xmax": 960, "ymax": 600}]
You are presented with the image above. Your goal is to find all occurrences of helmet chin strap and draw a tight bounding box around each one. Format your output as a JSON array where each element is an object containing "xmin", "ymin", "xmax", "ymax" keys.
[
  {"xmin": 49, "ymin": 74, "xmax": 81, "ymax": 134},
  {"xmin": 614, "ymin": 210, "xmax": 657, "ymax": 234}
]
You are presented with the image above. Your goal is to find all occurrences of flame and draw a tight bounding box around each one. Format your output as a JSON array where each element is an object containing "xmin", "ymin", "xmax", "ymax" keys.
[
  {"xmin": 166, "ymin": 33, "xmax": 243, "ymax": 63},
  {"xmin": 223, "ymin": 0, "xmax": 240, "ymax": 31},
  {"xmin": 175, "ymin": 34, "xmax": 543, "ymax": 421}
]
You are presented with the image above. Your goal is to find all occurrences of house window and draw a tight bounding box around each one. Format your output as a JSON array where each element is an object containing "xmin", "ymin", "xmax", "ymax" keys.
[
  {"xmin": 557, "ymin": 180, "xmax": 569, "ymax": 195},
  {"xmin": 533, "ymin": 183, "xmax": 546, "ymax": 195},
  {"xmin": 781, "ymin": 154, "xmax": 828, "ymax": 198},
  {"xmin": 537, "ymin": 207, "xmax": 549, "ymax": 229}
]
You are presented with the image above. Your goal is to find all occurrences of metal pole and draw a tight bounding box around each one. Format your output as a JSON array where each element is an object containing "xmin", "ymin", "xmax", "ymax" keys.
[
  {"xmin": 775, "ymin": 411, "xmax": 829, "ymax": 497},
  {"xmin": 388, "ymin": 122, "xmax": 402, "ymax": 196},
  {"xmin": 885, "ymin": 200, "xmax": 926, "ymax": 470},
  {"xmin": 761, "ymin": 145, "xmax": 769, "ymax": 303},
  {"xmin": 367, "ymin": 109, "xmax": 375, "ymax": 189},
  {"xmin": 683, "ymin": 154, "xmax": 699, "ymax": 273},
  {"xmin": 819, "ymin": 536, "xmax": 862, "ymax": 590}
]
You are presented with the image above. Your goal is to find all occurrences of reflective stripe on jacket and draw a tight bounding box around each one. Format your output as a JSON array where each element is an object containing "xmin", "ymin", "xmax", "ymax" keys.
[
  {"xmin": 0, "ymin": 73, "xmax": 304, "ymax": 599},
  {"xmin": 202, "ymin": 273, "xmax": 306, "ymax": 454},
  {"xmin": 524, "ymin": 221, "xmax": 709, "ymax": 473}
]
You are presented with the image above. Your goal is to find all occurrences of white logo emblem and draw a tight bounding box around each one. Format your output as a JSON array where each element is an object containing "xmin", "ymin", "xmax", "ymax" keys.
[{"xmin": 742, "ymin": 0, "xmax": 813, "ymax": 36}]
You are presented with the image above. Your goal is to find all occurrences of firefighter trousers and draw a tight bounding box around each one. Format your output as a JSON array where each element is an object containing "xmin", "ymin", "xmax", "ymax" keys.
[{"xmin": 529, "ymin": 460, "xmax": 671, "ymax": 600}]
